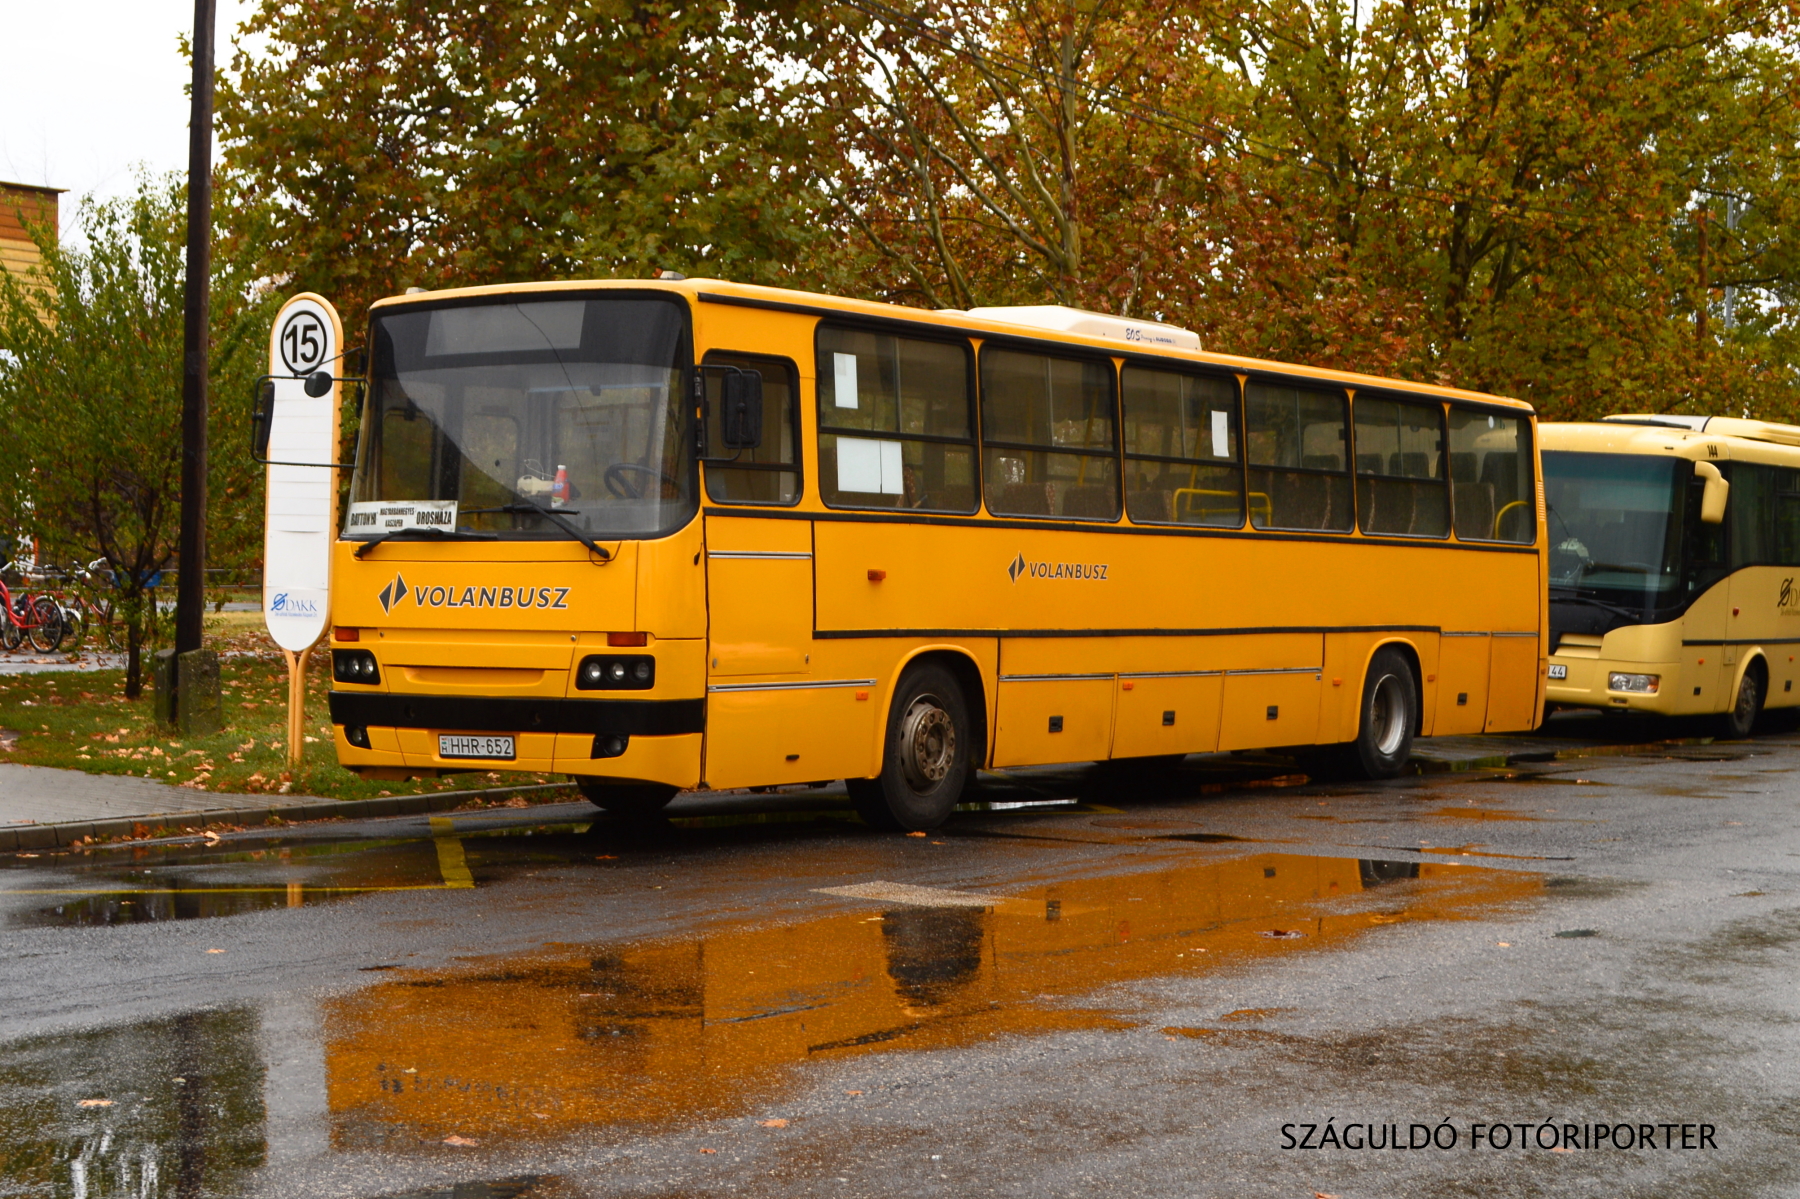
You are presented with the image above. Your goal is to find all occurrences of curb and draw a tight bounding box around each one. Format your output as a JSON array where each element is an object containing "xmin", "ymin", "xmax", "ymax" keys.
[
  {"xmin": 1409, "ymin": 735, "xmax": 1721, "ymax": 775},
  {"xmin": 0, "ymin": 781, "xmax": 581, "ymax": 852}
]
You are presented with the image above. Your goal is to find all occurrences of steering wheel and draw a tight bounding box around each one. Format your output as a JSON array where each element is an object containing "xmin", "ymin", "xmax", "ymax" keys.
[{"xmin": 604, "ymin": 462, "xmax": 677, "ymax": 499}]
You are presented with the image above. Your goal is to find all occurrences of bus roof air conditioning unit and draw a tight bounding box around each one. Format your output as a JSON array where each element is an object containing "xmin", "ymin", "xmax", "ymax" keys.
[
  {"xmin": 1602, "ymin": 413, "xmax": 1800, "ymax": 447},
  {"xmin": 964, "ymin": 304, "xmax": 1201, "ymax": 351}
]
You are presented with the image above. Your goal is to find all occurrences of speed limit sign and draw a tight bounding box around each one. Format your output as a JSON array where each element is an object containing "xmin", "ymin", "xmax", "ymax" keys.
[{"xmin": 278, "ymin": 309, "xmax": 328, "ymax": 375}]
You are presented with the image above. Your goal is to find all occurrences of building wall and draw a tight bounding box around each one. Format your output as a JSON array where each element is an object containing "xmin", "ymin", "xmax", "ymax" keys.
[{"xmin": 0, "ymin": 181, "xmax": 63, "ymax": 317}]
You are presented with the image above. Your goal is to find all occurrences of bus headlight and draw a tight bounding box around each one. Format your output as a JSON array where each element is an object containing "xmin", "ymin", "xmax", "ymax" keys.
[
  {"xmin": 1607, "ymin": 672, "xmax": 1660, "ymax": 694},
  {"xmin": 332, "ymin": 650, "xmax": 380, "ymax": 684}
]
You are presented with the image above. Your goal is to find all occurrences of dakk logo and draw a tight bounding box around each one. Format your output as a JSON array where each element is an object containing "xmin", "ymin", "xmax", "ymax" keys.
[
  {"xmin": 1007, "ymin": 552, "xmax": 1026, "ymax": 583},
  {"xmin": 377, "ymin": 573, "xmax": 408, "ymax": 614}
]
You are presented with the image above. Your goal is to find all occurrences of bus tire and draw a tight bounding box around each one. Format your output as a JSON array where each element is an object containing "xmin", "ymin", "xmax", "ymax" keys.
[
  {"xmin": 578, "ymin": 780, "xmax": 679, "ymax": 819},
  {"xmin": 849, "ymin": 663, "xmax": 971, "ymax": 832},
  {"xmin": 1348, "ymin": 648, "xmax": 1417, "ymax": 779},
  {"xmin": 1719, "ymin": 661, "xmax": 1765, "ymax": 740}
]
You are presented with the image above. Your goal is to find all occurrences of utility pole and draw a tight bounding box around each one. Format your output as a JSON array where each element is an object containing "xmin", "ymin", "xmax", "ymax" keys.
[
  {"xmin": 161, "ymin": 0, "xmax": 223, "ymax": 733},
  {"xmin": 176, "ymin": 0, "xmax": 216, "ymax": 655}
]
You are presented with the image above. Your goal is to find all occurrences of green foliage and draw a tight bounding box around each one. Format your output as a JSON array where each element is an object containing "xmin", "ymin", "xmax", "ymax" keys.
[
  {"xmin": 0, "ymin": 176, "xmax": 276, "ymax": 696},
  {"xmin": 217, "ymin": 0, "xmax": 849, "ymax": 326},
  {"xmin": 215, "ymin": 0, "xmax": 1800, "ymax": 418}
]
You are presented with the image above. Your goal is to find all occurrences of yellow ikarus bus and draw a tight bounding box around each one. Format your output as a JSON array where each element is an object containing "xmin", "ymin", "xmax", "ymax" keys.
[
  {"xmin": 1543, "ymin": 414, "xmax": 1800, "ymax": 734},
  {"xmin": 312, "ymin": 279, "xmax": 1546, "ymax": 830}
]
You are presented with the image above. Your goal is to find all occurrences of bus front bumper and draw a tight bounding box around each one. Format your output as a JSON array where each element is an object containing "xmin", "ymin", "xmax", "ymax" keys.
[
  {"xmin": 328, "ymin": 692, "xmax": 704, "ymax": 788},
  {"xmin": 1545, "ymin": 656, "xmax": 1680, "ymax": 714}
]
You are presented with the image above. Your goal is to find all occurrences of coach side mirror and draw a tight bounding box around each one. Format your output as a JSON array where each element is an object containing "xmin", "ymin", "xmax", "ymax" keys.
[
  {"xmin": 304, "ymin": 369, "xmax": 334, "ymax": 398},
  {"xmin": 720, "ymin": 370, "xmax": 764, "ymax": 450},
  {"xmin": 1695, "ymin": 460, "xmax": 1729, "ymax": 524},
  {"xmin": 251, "ymin": 378, "xmax": 276, "ymax": 460}
]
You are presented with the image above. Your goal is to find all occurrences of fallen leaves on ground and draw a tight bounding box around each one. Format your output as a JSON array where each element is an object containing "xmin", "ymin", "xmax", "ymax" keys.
[
  {"xmin": 759, "ymin": 1118, "xmax": 789, "ymax": 1127},
  {"xmin": 443, "ymin": 1135, "xmax": 479, "ymax": 1147},
  {"xmin": 78, "ymin": 1099, "xmax": 113, "ymax": 1108}
]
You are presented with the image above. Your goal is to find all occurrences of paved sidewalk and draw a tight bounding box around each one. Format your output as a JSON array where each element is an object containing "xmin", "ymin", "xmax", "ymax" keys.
[{"xmin": 0, "ymin": 762, "xmax": 578, "ymax": 852}]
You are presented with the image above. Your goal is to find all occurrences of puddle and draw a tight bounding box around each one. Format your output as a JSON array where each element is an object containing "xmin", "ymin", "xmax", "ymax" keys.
[
  {"xmin": 1418, "ymin": 806, "xmax": 1545, "ymax": 822},
  {"xmin": 0, "ymin": 1008, "xmax": 266, "ymax": 1197},
  {"xmin": 320, "ymin": 853, "xmax": 1538, "ymax": 1148},
  {"xmin": 376, "ymin": 1177, "xmax": 556, "ymax": 1199},
  {"xmin": 3, "ymin": 835, "xmax": 479, "ymax": 927}
]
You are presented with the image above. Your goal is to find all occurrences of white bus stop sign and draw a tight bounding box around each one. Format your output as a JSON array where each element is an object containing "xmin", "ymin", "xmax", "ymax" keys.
[{"xmin": 263, "ymin": 294, "xmax": 344, "ymax": 653}]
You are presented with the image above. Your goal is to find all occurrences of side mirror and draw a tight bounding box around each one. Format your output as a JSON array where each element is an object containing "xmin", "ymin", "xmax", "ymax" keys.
[
  {"xmin": 720, "ymin": 369, "xmax": 764, "ymax": 450},
  {"xmin": 251, "ymin": 378, "xmax": 276, "ymax": 460},
  {"xmin": 1695, "ymin": 460, "xmax": 1729, "ymax": 524},
  {"xmin": 304, "ymin": 370, "xmax": 335, "ymax": 398}
]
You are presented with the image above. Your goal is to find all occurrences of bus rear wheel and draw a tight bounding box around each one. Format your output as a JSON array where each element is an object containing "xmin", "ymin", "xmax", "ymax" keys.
[
  {"xmin": 1719, "ymin": 662, "xmax": 1765, "ymax": 740},
  {"xmin": 1348, "ymin": 648, "xmax": 1417, "ymax": 779},
  {"xmin": 848, "ymin": 663, "xmax": 971, "ymax": 832},
  {"xmin": 578, "ymin": 780, "xmax": 679, "ymax": 819}
]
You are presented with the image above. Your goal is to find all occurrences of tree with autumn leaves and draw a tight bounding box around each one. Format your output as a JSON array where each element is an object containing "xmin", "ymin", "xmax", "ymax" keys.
[{"xmin": 216, "ymin": 0, "xmax": 1800, "ymax": 417}]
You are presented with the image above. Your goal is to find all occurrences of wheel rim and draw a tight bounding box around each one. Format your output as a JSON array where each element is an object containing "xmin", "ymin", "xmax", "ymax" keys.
[
  {"xmin": 899, "ymin": 694, "xmax": 956, "ymax": 792},
  {"xmin": 1737, "ymin": 674, "xmax": 1759, "ymax": 725},
  {"xmin": 1369, "ymin": 673, "xmax": 1408, "ymax": 757}
]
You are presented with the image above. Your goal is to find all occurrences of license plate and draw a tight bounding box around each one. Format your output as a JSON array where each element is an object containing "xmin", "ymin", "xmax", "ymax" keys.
[
  {"xmin": 1547, "ymin": 664, "xmax": 1568, "ymax": 680},
  {"xmin": 438, "ymin": 734, "xmax": 516, "ymax": 760}
]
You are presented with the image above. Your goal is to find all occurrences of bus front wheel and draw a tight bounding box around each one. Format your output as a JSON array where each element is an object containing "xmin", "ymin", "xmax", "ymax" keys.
[
  {"xmin": 1719, "ymin": 662, "xmax": 1765, "ymax": 740},
  {"xmin": 578, "ymin": 780, "xmax": 679, "ymax": 819},
  {"xmin": 848, "ymin": 663, "xmax": 971, "ymax": 832},
  {"xmin": 1348, "ymin": 648, "xmax": 1417, "ymax": 779}
]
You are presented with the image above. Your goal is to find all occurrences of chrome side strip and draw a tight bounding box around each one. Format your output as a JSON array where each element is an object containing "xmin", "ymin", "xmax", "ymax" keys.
[
  {"xmin": 1224, "ymin": 666, "xmax": 1323, "ymax": 676},
  {"xmin": 999, "ymin": 673, "xmax": 1115, "ymax": 683},
  {"xmin": 707, "ymin": 678, "xmax": 876, "ymax": 693},
  {"xmin": 706, "ymin": 551, "xmax": 813, "ymax": 560},
  {"xmin": 1118, "ymin": 669, "xmax": 1224, "ymax": 679},
  {"xmin": 1440, "ymin": 631, "xmax": 1492, "ymax": 638},
  {"xmin": 1491, "ymin": 631, "xmax": 1540, "ymax": 638}
]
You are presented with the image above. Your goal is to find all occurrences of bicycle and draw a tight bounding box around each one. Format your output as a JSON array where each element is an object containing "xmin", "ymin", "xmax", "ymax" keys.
[
  {"xmin": 53, "ymin": 559, "xmax": 124, "ymax": 652},
  {"xmin": 0, "ymin": 566, "xmax": 66, "ymax": 653}
]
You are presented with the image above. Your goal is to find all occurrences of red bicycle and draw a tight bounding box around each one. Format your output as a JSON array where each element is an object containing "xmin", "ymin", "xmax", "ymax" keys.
[{"xmin": 0, "ymin": 566, "xmax": 66, "ymax": 653}]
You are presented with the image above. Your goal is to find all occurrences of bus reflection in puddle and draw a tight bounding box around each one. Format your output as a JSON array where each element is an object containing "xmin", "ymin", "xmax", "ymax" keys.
[{"xmin": 324, "ymin": 852, "xmax": 1538, "ymax": 1149}]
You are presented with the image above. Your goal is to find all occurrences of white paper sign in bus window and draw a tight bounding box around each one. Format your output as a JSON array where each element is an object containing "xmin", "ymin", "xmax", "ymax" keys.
[
  {"xmin": 345, "ymin": 500, "xmax": 459, "ymax": 534},
  {"xmin": 1211, "ymin": 410, "xmax": 1229, "ymax": 458},
  {"xmin": 837, "ymin": 437, "xmax": 904, "ymax": 495},
  {"xmin": 833, "ymin": 352, "xmax": 859, "ymax": 409}
]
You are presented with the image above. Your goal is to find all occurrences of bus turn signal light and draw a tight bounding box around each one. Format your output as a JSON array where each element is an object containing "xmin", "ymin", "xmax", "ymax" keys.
[
  {"xmin": 867, "ymin": 569, "xmax": 887, "ymax": 582},
  {"xmin": 607, "ymin": 632, "xmax": 647, "ymax": 647},
  {"xmin": 333, "ymin": 627, "xmax": 359, "ymax": 641}
]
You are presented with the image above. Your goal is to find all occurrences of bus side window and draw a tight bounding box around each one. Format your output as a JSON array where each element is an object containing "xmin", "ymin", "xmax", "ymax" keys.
[
  {"xmin": 980, "ymin": 348, "xmax": 1119, "ymax": 520},
  {"xmin": 1728, "ymin": 462, "xmax": 1774, "ymax": 568},
  {"xmin": 1448, "ymin": 408, "xmax": 1535, "ymax": 543},
  {"xmin": 1777, "ymin": 469, "xmax": 1800, "ymax": 563},
  {"xmin": 703, "ymin": 352, "xmax": 800, "ymax": 505},
  {"xmin": 1120, "ymin": 366, "xmax": 1242, "ymax": 527},
  {"xmin": 817, "ymin": 327, "xmax": 976, "ymax": 512},
  {"xmin": 1353, "ymin": 395, "xmax": 1448, "ymax": 538},
  {"xmin": 1244, "ymin": 380, "xmax": 1351, "ymax": 532}
]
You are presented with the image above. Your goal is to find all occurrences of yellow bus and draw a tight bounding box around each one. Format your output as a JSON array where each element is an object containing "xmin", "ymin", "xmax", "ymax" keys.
[
  {"xmin": 315, "ymin": 278, "xmax": 1546, "ymax": 829},
  {"xmin": 1543, "ymin": 414, "xmax": 1800, "ymax": 734}
]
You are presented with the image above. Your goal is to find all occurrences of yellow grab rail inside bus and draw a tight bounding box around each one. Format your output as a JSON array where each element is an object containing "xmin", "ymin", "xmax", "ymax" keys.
[
  {"xmin": 1174, "ymin": 488, "xmax": 1272, "ymax": 525},
  {"xmin": 1493, "ymin": 499, "xmax": 1528, "ymax": 539}
]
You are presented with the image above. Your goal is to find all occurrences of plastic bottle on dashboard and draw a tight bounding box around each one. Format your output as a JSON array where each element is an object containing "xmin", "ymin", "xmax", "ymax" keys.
[{"xmin": 553, "ymin": 464, "xmax": 568, "ymax": 506}]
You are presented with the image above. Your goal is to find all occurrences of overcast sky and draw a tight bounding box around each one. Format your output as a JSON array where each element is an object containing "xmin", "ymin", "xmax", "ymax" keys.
[{"xmin": 1, "ymin": 1, "xmax": 262, "ymax": 221}]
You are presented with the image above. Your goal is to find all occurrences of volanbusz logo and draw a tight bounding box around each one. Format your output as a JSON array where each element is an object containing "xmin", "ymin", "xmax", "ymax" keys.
[{"xmin": 378, "ymin": 573, "xmax": 408, "ymax": 614}]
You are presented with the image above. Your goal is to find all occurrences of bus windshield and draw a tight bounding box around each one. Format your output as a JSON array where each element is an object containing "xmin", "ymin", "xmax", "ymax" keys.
[
  {"xmin": 1542, "ymin": 450, "xmax": 1689, "ymax": 607},
  {"xmin": 348, "ymin": 295, "xmax": 692, "ymax": 541}
]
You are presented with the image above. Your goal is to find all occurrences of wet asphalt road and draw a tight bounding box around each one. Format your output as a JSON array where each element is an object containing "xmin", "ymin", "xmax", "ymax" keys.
[{"xmin": 3, "ymin": 720, "xmax": 1799, "ymax": 1199}]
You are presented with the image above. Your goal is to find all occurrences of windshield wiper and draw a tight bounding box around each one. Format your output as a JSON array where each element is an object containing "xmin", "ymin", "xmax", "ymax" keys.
[
  {"xmin": 1548, "ymin": 590, "xmax": 1651, "ymax": 618},
  {"xmin": 461, "ymin": 501, "xmax": 613, "ymax": 562},
  {"xmin": 351, "ymin": 527, "xmax": 498, "ymax": 559}
]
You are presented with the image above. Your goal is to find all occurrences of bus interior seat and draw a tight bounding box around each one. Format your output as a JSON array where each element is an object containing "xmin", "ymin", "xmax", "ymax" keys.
[
  {"xmin": 1356, "ymin": 453, "xmax": 1383, "ymax": 475},
  {"xmin": 996, "ymin": 482, "xmax": 1055, "ymax": 516},
  {"xmin": 1128, "ymin": 489, "xmax": 1173, "ymax": 523},
  {"xmin": 1364, "ymin": 478, "xmax": 1414, "ymax": 535},
  {"xmin": 1062, "ymin": 485, "xmax": 1119, "ymax": 520},
  {"xmin": 1267, "ymin": 470, "xmax": 1329, "ymax": 529},
  {"xmin": 1455, "ymin": 482, "xmax": 1495, "ymax": 537},
  {"xmin": 1450, "ymin": 452, "xmax": 1479, "ymax": 483},
  {"xmin": 1393, "ymin": 451, "xmax": 1432, "ymax": 478}
]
